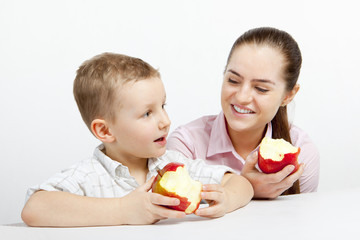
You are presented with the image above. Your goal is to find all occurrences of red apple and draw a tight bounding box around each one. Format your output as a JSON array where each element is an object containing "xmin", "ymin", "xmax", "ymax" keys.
[
  {"xmin": 258, "ymin": 137, "xmax": 301, "ymax": 174},
  {"xmin": 151, "ymin": 162, "xmax": 202, "ymax": 214}
]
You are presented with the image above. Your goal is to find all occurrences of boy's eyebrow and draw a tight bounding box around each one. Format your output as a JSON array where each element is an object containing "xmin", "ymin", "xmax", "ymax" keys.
[
  {"xmin": 227, "ymin": 69, "xmax": 275, "ymax": 85},
  {"xmin": 143, "ymin": 94, "xmax": 167, "ymax": 108}
]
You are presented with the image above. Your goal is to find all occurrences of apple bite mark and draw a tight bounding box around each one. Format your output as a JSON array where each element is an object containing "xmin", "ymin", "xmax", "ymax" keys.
[
  {"xmin": 258, "ymin": 137, "xmax": 301, "ymax": 174},
  {"xmin": 152, "ymin": 163, "xmax": 202, "ymax": 214}
]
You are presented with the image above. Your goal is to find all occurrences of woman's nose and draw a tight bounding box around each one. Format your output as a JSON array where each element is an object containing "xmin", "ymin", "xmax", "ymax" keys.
[{"xmin": 235, "ymin": 85, "xmax": 253, "ymax": 104}]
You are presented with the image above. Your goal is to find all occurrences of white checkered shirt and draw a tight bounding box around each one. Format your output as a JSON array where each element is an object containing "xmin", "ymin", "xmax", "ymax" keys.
[{"xmin": 25, "ymin": 144, "xmax": 234, "ymax": 202}]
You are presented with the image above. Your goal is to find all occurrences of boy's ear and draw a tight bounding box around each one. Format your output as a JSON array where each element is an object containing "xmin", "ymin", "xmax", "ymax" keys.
[
  {"xmin": 281, "ymin": 84, "xmax": 300, "ymax": 107},
  {"xmin": 90, "ymin": 119, "xmax": 115, "ymax": 143}
]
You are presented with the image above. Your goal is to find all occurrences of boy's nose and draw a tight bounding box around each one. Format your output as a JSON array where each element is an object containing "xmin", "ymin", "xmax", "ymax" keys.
[{"xmin": 159, "ymin": 112, "xmax": 171, "ymax": 130}]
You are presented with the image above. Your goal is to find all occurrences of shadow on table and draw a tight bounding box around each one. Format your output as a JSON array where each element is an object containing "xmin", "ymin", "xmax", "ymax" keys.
[
  {"xmin": 3, "ymin": 222, "xmax": 27, "ymax": 227},
  {"xmin": 3, "ymin": 216, "xmax": 210, "ymax": 227},
  {"xmin": 155, "ymin": 214, "xmax": 211, "ymax": 226}
]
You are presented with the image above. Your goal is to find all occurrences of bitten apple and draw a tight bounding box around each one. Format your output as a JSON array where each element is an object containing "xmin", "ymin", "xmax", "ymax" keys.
[
  {"xmin": 258, "ymin": 137, "xmax": 301, "ymax": 174},
  {"xmin": 151, "ymin": 162, "xmax": 202, "ymax": 214}
]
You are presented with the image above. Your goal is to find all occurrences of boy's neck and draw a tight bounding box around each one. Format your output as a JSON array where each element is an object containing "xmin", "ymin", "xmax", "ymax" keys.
[{"xmin": 102, "ymin": 144, "xmax": 149, "ymax": 184}]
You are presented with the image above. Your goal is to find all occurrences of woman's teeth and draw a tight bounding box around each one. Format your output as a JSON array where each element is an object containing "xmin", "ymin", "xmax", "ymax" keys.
[{"xmin": 233, "ymin": 105, "xmax": 252, "ymax": 114}]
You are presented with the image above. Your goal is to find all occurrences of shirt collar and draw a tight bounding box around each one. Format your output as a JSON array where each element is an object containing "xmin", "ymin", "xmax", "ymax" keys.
[
  {"xmin": 207, "ymin": 112, "xmax": 273, "ymax": 158},
  {"xmin": 147, "ymin": 156, "xmax": 168, "ymax": 176},
  {"xmin": 207, "ymin": 112, "xmax": 234, "ymax": 158},
  {"xmin": 93, "ymin": 144, "xmax": 131, "ymax": 179}
]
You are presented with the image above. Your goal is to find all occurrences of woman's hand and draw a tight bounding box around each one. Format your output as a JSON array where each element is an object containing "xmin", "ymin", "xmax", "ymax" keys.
[{"xmin": 241, "ymin": 151, "xmax": 304, "ymax": 199}]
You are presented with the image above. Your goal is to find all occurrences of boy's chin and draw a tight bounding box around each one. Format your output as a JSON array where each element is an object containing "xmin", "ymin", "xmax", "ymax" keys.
[{"xmin": 152, "ymin": 148, "xmax": 166, "ymax": 158}]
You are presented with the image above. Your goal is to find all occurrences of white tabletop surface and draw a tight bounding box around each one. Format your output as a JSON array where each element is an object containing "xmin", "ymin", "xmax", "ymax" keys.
[{"xmin": 2, "ymin": 187, "xmax": 360, "ymax": 240}]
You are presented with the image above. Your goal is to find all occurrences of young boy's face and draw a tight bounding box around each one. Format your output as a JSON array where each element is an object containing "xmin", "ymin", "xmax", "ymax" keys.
[{"xmin": 107, "ymin": 77, "xmax": 171, "ymax": 160}]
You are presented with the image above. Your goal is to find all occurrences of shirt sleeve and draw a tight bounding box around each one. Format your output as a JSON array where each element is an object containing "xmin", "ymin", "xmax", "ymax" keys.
[
  {"xmin": 25, "ymin": 165, "xmax": 90, "ymax": 203},
  {"xmin": 167, "ymin": 127, "xmax": 197, "ymax": 159},
  {"xmin": 290, "ymin": 125, "xmax": 320, "ymax": 193},
  {"xmin": 298, "ymin": 142, "xmax": 320, "ymax": 193},
  {"xmin": 162, "ymin": 150, "xmax": 235, "ymax": 185}
]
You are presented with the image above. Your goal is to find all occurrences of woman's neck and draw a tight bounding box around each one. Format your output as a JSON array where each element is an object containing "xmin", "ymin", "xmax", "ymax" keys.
[{"xmin": 227, "ymin": 125, "xmax": 267, "ymax": 160}]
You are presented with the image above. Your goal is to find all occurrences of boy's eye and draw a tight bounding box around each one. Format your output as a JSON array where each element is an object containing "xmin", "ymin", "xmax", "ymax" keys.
[
  {"xmin": 143, "ymin": 111, "xmax": 151, "ymax": 117},
  {"xmin": 162, "ymin": 103, "xmax": 167, "ymax": 109},
  {"xmin": 255, "ymin": 87, "xmax": 269, "ymax": 93}
]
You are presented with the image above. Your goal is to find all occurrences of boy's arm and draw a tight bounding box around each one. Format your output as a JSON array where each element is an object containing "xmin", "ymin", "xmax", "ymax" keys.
[
  {"xmin": 221, "ymin": 173, "xmax": 254, "ymax": 213},
  {"xmin": 21, "ymin": 177, "xmax": 185, "ymax": 227},
  {"xmin": 22, "ymin": 190, "xmax": 125, "ymax": 227}
]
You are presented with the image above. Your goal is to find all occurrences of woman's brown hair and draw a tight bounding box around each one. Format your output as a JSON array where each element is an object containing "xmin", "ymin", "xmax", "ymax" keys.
[{"xmin": 226, "ymin": 27, "xmax": 302, "ymax": 195}]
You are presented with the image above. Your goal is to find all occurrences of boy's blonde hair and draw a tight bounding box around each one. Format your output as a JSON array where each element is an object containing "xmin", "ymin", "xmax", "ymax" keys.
[{"xmin": 73, "ymin": 52, "xmax": 160, "ymax": 129}]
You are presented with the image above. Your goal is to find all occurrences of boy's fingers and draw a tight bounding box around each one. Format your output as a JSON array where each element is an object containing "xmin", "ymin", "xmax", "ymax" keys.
[
  {"xmin": 139, "ymin": 176, "xmax": 156, "ymax": 192},
  {"xmin": 202, "ymin": 184, "xmax": 223, "ymax": 192},
  {"xmin": 154, "ymin": 206, "xmax": 186, "ymax": 219},
  {"xmin": 150, "ymin": 193, "xmax": 180, "ymax": 206},
  {"xmin": 201, "ymin": 191, "xmax": 222, "ymax": 202},
  {"xmin": 195, "ymin": 205, "xmax": 221, "ymax": 218}
]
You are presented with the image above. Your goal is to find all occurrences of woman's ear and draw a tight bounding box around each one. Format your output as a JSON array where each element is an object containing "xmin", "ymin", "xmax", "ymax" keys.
[
  {"xmin": 90, "ymin": 119, "xmax": 115, "ymax": 143},
  {"xmin": 281, "ymin": 84, "xmax": 300, "ymax": 107}
]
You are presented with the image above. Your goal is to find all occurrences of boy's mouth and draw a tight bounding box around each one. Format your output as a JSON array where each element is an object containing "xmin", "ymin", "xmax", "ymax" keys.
[
  {"xmin": 154, "ymin": 137, "xmax": 165, "ymax": 142},
  {"xmin": 154, "ymin": 135, "xmax": 167, "ymax": 146}
]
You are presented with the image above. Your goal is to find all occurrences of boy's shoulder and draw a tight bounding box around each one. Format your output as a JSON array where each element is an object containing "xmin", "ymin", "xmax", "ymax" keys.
[{"xmin": 60, "ymin": 145, "xmax": 117, "ymax": 178}]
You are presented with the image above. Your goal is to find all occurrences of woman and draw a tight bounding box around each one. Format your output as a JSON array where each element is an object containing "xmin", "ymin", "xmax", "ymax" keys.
[{"xmin": 167, "ymin": 27, "xmax": 320, "ymax": 199}]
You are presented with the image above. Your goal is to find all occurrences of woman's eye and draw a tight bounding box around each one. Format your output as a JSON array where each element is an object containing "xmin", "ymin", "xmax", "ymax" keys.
[
  {"xmin": 255, "ymin": 87, "xmax": 269, "ymax": 93},
  {"xmin": 228, "ymin": 78, "xmax": 238, "ymax": 84}
]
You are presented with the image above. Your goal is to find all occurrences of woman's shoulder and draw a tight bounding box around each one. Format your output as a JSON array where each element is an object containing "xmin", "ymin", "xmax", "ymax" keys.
[
  {"xmin": 289, "ymin": 124, "xmax": 318, "ymax": 151},
  {"xmin": 290, "ymin": 124, "xmax": 310, "ymax": 142},
  {"xmin": 178, "ymin": 114, "xmax": 218, "ymax": 129},
  {"xmin": 167, "ymin": 114, "xmax": 220, "ymax": 157},
  {"xmin": 171, "ymin": 114, "xmax": 218, "ymax": 137}
]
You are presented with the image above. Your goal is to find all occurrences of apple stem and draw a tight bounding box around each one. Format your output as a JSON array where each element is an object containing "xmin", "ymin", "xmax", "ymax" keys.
[{"xmin": 155, "ymin": 166, "xmax": 162, "ymax": 177}]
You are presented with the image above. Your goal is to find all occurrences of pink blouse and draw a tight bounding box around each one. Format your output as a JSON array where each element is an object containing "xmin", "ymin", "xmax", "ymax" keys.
[{"xmin": 167, "ymin": 112, "xmax": 320, "ymax": 193}]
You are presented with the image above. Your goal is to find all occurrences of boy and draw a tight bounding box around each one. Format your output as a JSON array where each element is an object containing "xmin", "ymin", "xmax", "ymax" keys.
[{"xmin": 21, "ymin": 53, "xmax": 254, "ymax": 227}]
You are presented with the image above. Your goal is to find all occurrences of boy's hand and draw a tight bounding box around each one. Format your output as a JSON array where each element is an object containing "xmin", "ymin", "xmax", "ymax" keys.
[
  {"xmin": 119, "ymin": 176, "xmax": 186, "ymax": 224},
  {"xmin": 241, "ymin": 151, "xmax": 304, "ymax": 199},
  {"xmin": 194, "ymin": 184, "xmax": 228, "ymax": 218}
]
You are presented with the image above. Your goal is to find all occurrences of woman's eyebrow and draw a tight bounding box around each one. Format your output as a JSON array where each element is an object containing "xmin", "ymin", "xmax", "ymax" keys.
[
  {"xmin": 227, "ymin": 69, "xmax": 242, "ymax": 78},
  {"xmin": 253, "ymin": 79, "xmax": 276, "ymax": 85},
  {"xmin": 228, "ymin": 69, "xmax": 275, "ymax": 85}
]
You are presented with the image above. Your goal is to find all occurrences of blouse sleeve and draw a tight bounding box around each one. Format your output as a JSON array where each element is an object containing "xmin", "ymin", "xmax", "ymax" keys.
[
  {"xmin": 290, "ymin": 125, "xmax": 320, "ymax": 193},
  {"xmin": 298, "ymin": 141, "xmax": 320, "ymax": 192},
  {"xmin": 167, "ymin": 127, "xmax": 196, "ymax": 160}
]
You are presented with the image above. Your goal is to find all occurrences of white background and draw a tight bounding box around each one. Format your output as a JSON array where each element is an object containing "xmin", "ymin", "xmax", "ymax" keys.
[{"xmin": 1, "ymin": 0, "xmax": 359, "ymax": 224}]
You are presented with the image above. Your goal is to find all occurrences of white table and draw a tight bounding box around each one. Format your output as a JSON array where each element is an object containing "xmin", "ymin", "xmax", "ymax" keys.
[{"xmin": 2, "ymin": 187, "xmax": 360, "ymax": 240}]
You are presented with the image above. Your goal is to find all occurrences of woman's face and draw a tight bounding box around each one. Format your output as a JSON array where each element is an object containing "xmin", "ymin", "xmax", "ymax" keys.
[{"xmin": 221, "ymin": 43, "xmax": 297, "ymax": 135}]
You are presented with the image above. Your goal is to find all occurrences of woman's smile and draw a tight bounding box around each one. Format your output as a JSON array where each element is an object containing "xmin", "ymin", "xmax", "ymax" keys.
[{"xmin": 232, "ymin": 104, "xmax": 255, "ymax": 114}]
